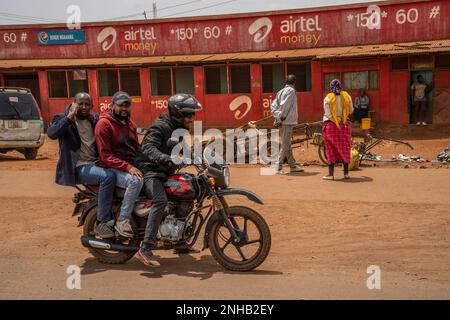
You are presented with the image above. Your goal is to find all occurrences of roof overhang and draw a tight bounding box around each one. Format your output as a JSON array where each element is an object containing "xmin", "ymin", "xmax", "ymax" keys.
[{"xmin": 1, "ymin": 39, "xmax": 449, "ymax": 70}]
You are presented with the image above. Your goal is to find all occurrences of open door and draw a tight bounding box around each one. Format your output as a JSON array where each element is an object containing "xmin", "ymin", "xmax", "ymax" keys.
[{"xmin": 410, "ymin": 70, "xmax": 433, "ymax": 124}]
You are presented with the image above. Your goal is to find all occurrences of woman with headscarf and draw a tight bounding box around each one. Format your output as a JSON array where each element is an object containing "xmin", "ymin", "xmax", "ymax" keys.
[{"xmin": 322, "ymin": 79, "xmax": 354, "ymax": 180}]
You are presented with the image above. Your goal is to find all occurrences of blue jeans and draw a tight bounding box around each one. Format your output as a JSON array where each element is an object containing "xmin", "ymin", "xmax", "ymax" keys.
[
  {"xmin": 76, "ymin": 164, "xmax": 116, "ymax": 223},
  {"xmin": 112, "ymin": 169, "xmax": 144, "ymax": 221}
]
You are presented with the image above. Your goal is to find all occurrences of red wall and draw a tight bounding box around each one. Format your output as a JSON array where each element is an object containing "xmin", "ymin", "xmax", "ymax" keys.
[
  {"xmin": 435, "ymin": 70, "xmax": 450, "ymax": 88},
  {"xmin": 34, "ymin": 58, "xmax": 450, "ymax": 128}
]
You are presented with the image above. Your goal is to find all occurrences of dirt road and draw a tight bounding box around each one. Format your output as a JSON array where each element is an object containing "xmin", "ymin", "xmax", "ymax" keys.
[{"xmin": 0, "ymin": 138, "xmax": 449, "ymax": 299}]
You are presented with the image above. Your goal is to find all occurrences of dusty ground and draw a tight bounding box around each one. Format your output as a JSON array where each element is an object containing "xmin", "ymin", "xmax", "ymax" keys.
[{"xmin": 0, "ymin": 136, "xmax": 449, "ymax": 299}]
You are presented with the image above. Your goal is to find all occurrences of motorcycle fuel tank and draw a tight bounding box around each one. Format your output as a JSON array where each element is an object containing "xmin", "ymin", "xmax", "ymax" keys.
[{"xmin": 164, "ymin": 173, "xmax": 198, "ymax": 200}]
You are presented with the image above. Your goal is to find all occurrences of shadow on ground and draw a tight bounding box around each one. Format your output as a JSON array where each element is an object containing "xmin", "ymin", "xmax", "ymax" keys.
[{"xmin": 80, "ymin": 254, "xmax": 282, "ymax": 280}]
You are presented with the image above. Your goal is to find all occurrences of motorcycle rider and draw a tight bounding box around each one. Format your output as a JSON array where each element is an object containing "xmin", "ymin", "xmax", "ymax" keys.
[
  {"xmin": 95, "ymin": 91, "xmax": 144, "ymax": 238},
  {"xmin": 134, "ymin": 94, "xmax": 202, "ymax": 267},
  {"xmin": 47, "ymin": 92, "xmax": 117, "ymax": 239}
]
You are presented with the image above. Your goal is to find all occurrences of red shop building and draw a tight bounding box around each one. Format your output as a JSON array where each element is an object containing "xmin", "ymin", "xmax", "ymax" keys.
[{"xmin": 0, "ymin": 0, "xmax": 450, "ymax": 129}]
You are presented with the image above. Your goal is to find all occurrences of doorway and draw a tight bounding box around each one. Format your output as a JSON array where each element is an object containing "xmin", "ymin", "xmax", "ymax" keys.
[
  {"xmin": 409, "ymin": 70, "xmax": 433, "ymax": 124},
  {"xmin": 5, "ymin": 73, "xmax": 41, "ymax": 106}
]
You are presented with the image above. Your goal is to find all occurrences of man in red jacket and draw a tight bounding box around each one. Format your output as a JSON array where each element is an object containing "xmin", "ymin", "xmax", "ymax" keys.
[{"xmin": 95, "ymin": 91, "xmax": 144, "ymax": 238}]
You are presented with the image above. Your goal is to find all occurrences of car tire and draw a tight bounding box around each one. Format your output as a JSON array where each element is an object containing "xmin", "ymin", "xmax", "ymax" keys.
[{"xmin": 24, "ymin": 148, "xmax": 38, "ymax": 160}]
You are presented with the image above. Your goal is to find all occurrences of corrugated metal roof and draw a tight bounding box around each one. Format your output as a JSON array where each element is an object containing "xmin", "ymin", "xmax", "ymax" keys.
[{"xmin": 1, "ymin": 39, "xmax": 449, "ymax": 69}]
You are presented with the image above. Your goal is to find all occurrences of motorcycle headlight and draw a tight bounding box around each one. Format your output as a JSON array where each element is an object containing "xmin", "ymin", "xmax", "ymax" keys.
[{"xmin": 223, "ymin": 166, "xmax": 230, "ymax": 188}]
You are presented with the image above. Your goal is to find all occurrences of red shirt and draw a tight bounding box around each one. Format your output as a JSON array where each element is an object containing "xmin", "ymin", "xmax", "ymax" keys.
[{"xmin": 95, "ymin": 111, "xmax": 139, "ymax": 172}]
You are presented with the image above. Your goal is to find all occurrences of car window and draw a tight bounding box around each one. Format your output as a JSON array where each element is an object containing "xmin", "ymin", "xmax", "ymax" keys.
[{"xmin": 0, "ymin": 92, "xmax": 40, "ymax": 120}]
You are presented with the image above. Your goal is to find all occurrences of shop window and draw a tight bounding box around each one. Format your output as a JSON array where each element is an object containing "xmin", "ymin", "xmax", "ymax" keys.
[
  {"xmin": 150, "ymin": 68, "xmax": 171, "ymax": 96},
  {"xmin": 48, "ymin": 70, "xmax": 89, "ymax": 98},
  {"xmin": 287, "ymin": 62, "xmax": 311, "ymax": 92},
  {"xmin": 262, "ymin": 64, "xmax": 285, "ymax": 93},
  {"xmin": 68, "ymin": 70, "xmax": 89, "ymax": 97},
  {"xmin": 324, "ymin": 72, "xmax": 340, "ymax": 90},
  {"xmin": 343, "ymin": 71, "xmax": 379, "ymax": 90},
  {"xmin": 205, "ymin": 66, "xmax": 227, "ymax": 94},
  {"xmin": 174, "ymin": 67, "xmax": 195, "ymax": 94},
  {"xmin": 391, "ymin": 57, "xmax": 409, "ymax": 70},
  {"xmin": 369, "ymin": 71, "xmax": 378, "ymax": 90},
  {"xmin": 435, "ymin": 54, "xmax": 450, "ymax": 69},
  {"xmin": 120, "ymin": 69, "xmax": 141, "ymax": 96},
  {"xmin": 98, "ymin": 70, "xmax": 119, "ymax": 97},
  {"xmin": 410, "ymin": 55, "xmax": 433, "ymax": 70},
  {"xmin": 229, "ymin": 65, "xmax": 251, "ymax": 93},
  {"xmin": 48, "ymin": 71, "xmax": 68, "ymax": 98}
]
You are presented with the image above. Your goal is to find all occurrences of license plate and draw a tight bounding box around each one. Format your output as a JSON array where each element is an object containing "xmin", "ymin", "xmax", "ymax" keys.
[{"xmin": 7, "ymin": 120, "xmax": 22, "ymax": 129}]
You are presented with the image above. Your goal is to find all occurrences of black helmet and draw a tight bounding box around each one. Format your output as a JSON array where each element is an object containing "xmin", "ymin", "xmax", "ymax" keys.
[{"xmin": 168, "ymin": 94, "xmax": 202, "ymax": 119}]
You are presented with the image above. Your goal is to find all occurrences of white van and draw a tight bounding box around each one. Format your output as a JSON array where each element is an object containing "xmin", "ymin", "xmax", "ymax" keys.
[{"xmin": 0, "ymin": 87, "xmax": 45, "ymax": 159}]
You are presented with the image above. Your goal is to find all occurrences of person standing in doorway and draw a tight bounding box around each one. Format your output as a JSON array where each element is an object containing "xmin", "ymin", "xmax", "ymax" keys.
[
  {"xmin": 411, "ymin": 75, "xmax": 432, "ymax": 126},
  {"xmin": 354, "ymin": 89, "xmax": 369, "ymax": 123},
  {"xmin": 271, "ymin": 74, "xmax": 304, "ymax": 175}
]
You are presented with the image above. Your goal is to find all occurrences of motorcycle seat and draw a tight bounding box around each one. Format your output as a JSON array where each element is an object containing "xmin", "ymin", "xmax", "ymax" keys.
[
  {"xmin": 84, "ymin": 184, "xmax": 126, "ymax": 198},
  {"xmin": 83, "ymin": 184, "xmax": 147, "ymax": 199}
]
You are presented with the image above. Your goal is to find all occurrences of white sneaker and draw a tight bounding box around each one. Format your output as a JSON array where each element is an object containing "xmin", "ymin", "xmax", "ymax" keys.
[
  {"xmin": 275, "ymin": 168, "xmax": 286, "ymax": 175},
  {"xmin": 422, "ymin": 122, "xmax": 427, "ymax": 126},
  {"xmin": 416, "ymin": 122, "xmax": 421, "ymax": 125}
]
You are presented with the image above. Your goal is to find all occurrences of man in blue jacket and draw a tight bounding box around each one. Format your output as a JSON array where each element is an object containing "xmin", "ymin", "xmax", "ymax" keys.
[{"xmin": 47, "ymin": 92, "xmax": 116, "ymax": 239}]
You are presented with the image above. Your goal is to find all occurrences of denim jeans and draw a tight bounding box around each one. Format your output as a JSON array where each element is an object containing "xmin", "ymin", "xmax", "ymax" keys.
[
  {"xmin": 142, "ymin": 177, "xmax": 168, "ymax": 249},
  {"xmin": 112, "ymin": 169, "xmax": 144, "ymax": 221},
  {"xmin": 76, "ymin": 164, "xmax": 116, "ymax": 222}
]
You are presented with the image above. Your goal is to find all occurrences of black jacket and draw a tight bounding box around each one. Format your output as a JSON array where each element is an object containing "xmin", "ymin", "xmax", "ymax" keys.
[
  {"xmin": 47, "ymin": 103, "xmax": 99, "ymax": 186},
  {"xmin": 135, "ymin": 113, "xmax": 184, "ymax": 179}
]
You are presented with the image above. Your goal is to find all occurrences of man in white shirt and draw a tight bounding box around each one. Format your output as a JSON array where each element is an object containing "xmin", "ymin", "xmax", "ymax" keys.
[{"xmin": 271, "ymin": 75, "xmax": 304, "ymax": 175}]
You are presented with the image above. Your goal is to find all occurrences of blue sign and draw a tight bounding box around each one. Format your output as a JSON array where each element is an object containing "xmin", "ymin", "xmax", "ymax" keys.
[{"xmin": 36, "ymin": 30, "xmax": 85, "ymax": 45}]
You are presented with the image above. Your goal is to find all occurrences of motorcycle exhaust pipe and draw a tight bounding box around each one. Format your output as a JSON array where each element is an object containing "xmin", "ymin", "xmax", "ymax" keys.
[{"xmin": 81, "ymin": 235, "xmax": 140, "ymax": 252}]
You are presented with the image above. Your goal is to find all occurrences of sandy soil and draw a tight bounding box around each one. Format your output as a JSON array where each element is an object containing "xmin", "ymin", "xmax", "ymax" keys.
[{"xmin": 0, "ymin": 137, "xmax": 449, "ymax": 299}]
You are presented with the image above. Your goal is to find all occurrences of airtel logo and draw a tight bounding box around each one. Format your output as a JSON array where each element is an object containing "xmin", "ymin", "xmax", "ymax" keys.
[
  {"xmin": 97, "ymin": 27, "xmax": 117, "ymax": 52},
  {"xmin": 229, "ymin": 96, "xmax": 252, "ymax": 120},
  {"xmin": 248, "ymin": 17, "xmax": 273, "ymax": 43}
]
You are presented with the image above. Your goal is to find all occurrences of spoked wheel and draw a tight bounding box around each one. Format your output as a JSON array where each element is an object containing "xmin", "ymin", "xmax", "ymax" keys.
[
  {"xmin": 83, "ymin": 206, "xmax": 139, "ymax": 264},
  {"xmin": 318, "ymin": 142, "xmax": 328, "ymax": 165},
  {"xmin": 209, "ymin": 206, "xmax": 271, "ymax": 271}
]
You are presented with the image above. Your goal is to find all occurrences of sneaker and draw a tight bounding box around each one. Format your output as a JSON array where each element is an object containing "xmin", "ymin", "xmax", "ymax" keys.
[
  {"xmin": 115, "ymin": 219, "xmax": 134, "ymax": 238},
  {"xmin": 290, "ymin": 165, "xmax": 304, "ymax": 173},
  {"xmin": 422, "ymin": 122, "xmax": 427, "ymax": 126},
  {"xmin": 344, "ymin": 174, "xmax": 350, "ymax": 179},
  {"xmin": 416, "ymin": 122, "xmax": 421, "ymax": 125},
  {"xmin": 274, "ymin": 166, "xmax": 286, "ymax": 175},
  {"xmin": 136, "ymin": 248, "xmax": 160, "ymax": 267},
  {"xmin": 94, "ymin": 220, "xmax": 115, "ymax": 239},
  {"xmin": 322, "ymin": 175, "xmax": 334, "ymax": 180}
]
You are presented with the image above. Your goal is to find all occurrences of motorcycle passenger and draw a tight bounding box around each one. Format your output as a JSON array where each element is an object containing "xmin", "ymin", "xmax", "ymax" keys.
[
  {"xmin": 48, "ymin": 92, "xmax": 117, "ymax": 239},
  {"xmin": 95, "ymin": 91, "xmax": 144, "ymax": 238},
  {"xmin": 134, "ymin": 94, "xmax": 202, "ymax": 267}
]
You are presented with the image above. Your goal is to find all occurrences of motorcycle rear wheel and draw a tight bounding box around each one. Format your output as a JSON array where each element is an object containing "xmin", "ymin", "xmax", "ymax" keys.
[
  {"xmin": 83, "ymin": 207, "xmax": 139, "ymax": 264},
  {"xmin": 209, "ymin": 206, "xmax": 271, "ymax": 272}
]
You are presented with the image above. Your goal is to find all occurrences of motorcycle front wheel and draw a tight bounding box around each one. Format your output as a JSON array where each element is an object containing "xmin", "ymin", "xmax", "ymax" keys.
[
  {"xmin": 209, "ymin": 206, "xmax": 271, "ymax": 272},
  {"xmin": 83, "ymin": 206, "xmax": 139, "ymax": 264}
]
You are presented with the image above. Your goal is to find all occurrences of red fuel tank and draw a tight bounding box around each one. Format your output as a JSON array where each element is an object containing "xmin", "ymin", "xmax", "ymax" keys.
[{"xmin": 163, "ymin": 173, "xmax": 198, "ymax": 200}]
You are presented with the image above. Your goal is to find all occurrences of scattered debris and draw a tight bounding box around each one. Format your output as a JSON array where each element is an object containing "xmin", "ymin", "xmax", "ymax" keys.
[
  {"xmin": 397, "ymin": 154, "xmax": 428, "ymax": 163},
  {"xmin": 436, "ymin": 147, "xmax": 450, "ymax": 163}
]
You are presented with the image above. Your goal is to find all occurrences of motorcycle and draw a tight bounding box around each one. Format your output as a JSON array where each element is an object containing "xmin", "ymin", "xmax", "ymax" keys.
[{"xmin": 72, "ymin": 138, "xmax": 271, "ymax": 271}]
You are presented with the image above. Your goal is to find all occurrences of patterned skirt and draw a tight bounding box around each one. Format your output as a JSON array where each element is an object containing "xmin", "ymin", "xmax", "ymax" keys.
[{"xmin": 322, "ymin": 121, "xmax": 352, "ymax": 164}]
